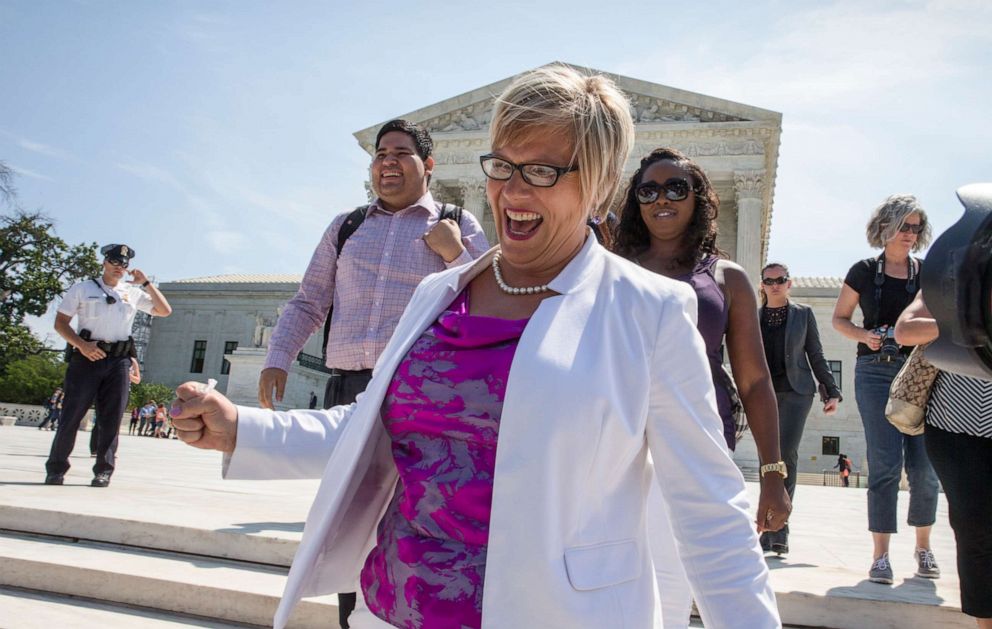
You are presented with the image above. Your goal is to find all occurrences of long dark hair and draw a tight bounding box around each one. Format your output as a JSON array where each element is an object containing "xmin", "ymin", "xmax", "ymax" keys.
[{"xmin": 611, "ymin": 148, "xmax": 722, "ymax": 268}]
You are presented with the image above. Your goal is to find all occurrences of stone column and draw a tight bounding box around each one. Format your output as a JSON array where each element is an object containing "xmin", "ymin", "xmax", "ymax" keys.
[
  {"xmin": 733, "ymin": 169, "xmax": 765, "ymax": 283},
  {"xmin": 460, "ymin": 179, "xmax": 495, "ymax": 243},
  {"xmin": 458, "ymin": 179, "xmax": 488, "ymax": 222}
]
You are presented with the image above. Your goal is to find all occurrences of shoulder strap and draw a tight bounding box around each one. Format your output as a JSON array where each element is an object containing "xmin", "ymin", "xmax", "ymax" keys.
[
  {"xmin": 335, "ymin": 205, "xmax": 370, "ymax": 254},
  {"xmin": 439, "ymin": 203, "xmax": 463, "ymax": 225},
  {"xmin": 323, "ymin": 204, "xmax": 369, "ymax": 358},
  {"xmin": 699, "ymin": 255, "xmax": 719, "ymax": 278}
]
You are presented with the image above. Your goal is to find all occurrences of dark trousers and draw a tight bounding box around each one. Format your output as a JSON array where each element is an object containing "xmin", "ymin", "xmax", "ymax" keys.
[
  {"xmin": 324, "ymin": 368, "xmax": 373, "ymax": 629},
  {"xmin": 89, "ymin": 423, "xmax": 99, "ymax": 455},
  {"xmin": 777, "ymin": 390, "xmax": 815, "ymax": 502},
  {"xmin": 38, "ymin": 409, "xmax": 60, "ymax": 430},
  {"xmin": 46, "ymin": 353, "xmax": 130, "ymax": 477},
  {"xmin": 764, "ymin": 390, "xmax": 814, "ymax": 547},
  {"xmin": 926, "ymin": 423, "xmax": 992, "ymax": 618}
]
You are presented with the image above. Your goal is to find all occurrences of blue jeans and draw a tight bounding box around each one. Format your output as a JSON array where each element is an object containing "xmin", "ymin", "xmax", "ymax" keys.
[{"xmin": 854, "ymin": 355, "xmax": 939, "ymax": 533}]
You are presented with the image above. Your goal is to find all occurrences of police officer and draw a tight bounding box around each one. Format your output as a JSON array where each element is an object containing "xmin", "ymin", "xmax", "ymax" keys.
[{"xmin": 45, "ymin": 244, "xmax": 172, "ymax": 487}]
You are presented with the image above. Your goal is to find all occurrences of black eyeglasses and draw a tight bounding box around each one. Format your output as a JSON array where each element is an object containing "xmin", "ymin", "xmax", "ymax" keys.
[
  {"xmin": 106, "ymin": 258, "xmax": 129, "ymax": 269},
  {"xmin": 899, "ymin": 222, "xmax": 925, "ymax": 234},
  {"xmin": 761, "ymin": 276, "xmax": 789, "ymax": 286},
  {"xmin": 635, "ymin": 177, "xmax": 693, "ymax": 204},
  {"xmin": 479, "ymin": 154, "xmax": 578, "ymax": 188}
]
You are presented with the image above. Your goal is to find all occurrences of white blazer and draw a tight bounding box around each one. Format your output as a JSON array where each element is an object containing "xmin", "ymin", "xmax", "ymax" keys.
[{"xmin": 226, "ymin": 234, "xmax": 780, "ymax": 629}]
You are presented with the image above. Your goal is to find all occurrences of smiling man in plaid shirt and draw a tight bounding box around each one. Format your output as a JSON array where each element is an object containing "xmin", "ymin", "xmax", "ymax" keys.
[
  {"xmin": 259, "ymin": 119, "xmax": 489, "ymax": 410},
  {"xmin": 258, "ymin": 120, "xmax": 488, "ymax": 625},
  {"xmin": 258, "ymin": 119, "xmax": 488, "ymax": 624}
]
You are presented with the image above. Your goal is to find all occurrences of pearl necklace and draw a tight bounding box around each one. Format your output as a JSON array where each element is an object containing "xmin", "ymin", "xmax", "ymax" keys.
[{"xmin": 491, "ymin": 252, "xmax": 551, "ymax": 296}]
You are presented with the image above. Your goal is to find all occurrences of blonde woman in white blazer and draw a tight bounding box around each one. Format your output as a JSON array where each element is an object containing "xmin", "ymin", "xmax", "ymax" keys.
[{"xmin": 172, "ymin": 65, "xmax": 780, "ymax": 629}]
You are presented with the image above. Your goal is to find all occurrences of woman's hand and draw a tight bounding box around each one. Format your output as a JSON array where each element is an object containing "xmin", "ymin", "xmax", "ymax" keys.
[
  {"xmin": 756, "ymin": 474, "xmax": 791, "ymax": 533},
  {"xmin": 170, "ymin": 382, "xmax": 238, "ymax": 453},
  {"xmin": 823, "ymin": 398, "xmax": 840, "ymax": 415},
  {"xmin": 862, "ymin": 328, "xmax": 883, "ymax": 351}
]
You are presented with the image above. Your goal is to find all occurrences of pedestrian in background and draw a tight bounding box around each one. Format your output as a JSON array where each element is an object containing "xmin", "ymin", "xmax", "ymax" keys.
[
  {"xmin": 757, "ymin": 261, "xmax": 842, "ymax": 556},
  {"xmin": 831, "ymin": 194, "xmax": 939, "ymax": 584},
  {"xmin": 45, "ymin": 243, "xmax": 172, "ymax": 487}
]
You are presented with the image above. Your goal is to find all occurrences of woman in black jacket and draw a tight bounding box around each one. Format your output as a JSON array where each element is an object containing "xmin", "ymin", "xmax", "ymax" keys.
[{"xmin": 759, "ymin": 262, "xmax": 842, "ymax": 555}]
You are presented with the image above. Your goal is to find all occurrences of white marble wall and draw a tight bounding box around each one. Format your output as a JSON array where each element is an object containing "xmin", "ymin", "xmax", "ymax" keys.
[
  {"xmin": 0, "ymin": 403, "xmax": 96, "ymax": 429},
  {"xmin": 142, "ymin": 279, "xmax": 325, "ymax": 410}
]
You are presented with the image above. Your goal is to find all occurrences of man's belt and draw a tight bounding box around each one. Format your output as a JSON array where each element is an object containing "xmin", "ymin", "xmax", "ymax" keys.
[{"xmin": 329, "ymin": 368, "xmax": 373, "ymax": 378}]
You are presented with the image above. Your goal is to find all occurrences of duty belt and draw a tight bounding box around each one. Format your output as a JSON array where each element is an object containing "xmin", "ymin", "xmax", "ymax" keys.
[{"xmin": 78, "ymin": 338, "xmax": 134, "ymax": 358}]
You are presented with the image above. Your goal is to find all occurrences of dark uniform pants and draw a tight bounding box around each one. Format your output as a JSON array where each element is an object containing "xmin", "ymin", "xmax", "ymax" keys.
[
  {"xmin": 46, "ymin": 353, "xmax": 130, "ymax": 477},
  {"xmin": 323, "ymin": 368, "xmax": 373, "ymax": 629}
]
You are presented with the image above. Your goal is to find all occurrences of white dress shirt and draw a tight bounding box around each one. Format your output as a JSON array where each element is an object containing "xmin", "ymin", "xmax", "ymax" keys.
[{"xmin": 58, "ymin": 278, "xmax": 154, "ymax": 342}]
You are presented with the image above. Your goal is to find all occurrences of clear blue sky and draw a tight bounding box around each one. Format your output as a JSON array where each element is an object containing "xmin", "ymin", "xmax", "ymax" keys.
[{"xmin": 2, "ymin": 1, "xmax": 989, "ymax": 341}]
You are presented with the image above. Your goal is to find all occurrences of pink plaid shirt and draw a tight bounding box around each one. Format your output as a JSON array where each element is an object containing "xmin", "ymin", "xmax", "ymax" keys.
[{"xmin": 264, "ymin": 192, "xmax": 490, "ymax": 372}]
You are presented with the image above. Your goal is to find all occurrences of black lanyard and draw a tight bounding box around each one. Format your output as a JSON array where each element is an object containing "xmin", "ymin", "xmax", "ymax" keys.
[
  {"xmin": 872, "ymin": 253, "xmax": 916, "ymax": 327},
  {"xmin": 92, "ymin": 279, "xmax": 118, "ymax": 305}
]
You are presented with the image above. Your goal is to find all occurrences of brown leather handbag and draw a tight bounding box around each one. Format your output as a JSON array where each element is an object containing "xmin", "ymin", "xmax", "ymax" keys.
[{"xmin": 885, "ymin": 343, "xmax": 938, "ymax": 435}]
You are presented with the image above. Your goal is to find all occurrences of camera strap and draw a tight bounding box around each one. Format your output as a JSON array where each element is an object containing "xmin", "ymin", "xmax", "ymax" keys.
[{"xmin": 872, "ymin": 253, "xmax": 917, "ymax": 329}]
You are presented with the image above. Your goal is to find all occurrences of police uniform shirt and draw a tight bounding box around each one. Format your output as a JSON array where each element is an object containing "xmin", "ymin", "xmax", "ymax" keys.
[{"xmin": 57, "ymin": 278, "xmax": 154, "ymax": 342}]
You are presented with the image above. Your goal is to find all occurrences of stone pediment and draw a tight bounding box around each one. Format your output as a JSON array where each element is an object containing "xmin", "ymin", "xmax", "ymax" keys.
[{"xmin": 353, "ymin": 62, "xmax": 781, "ymax": 153}]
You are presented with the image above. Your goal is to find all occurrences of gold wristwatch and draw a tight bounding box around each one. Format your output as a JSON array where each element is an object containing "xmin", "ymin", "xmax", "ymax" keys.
[{"xmin": 760, "ymin": 461, "xmax": 788, "ymax": 479}]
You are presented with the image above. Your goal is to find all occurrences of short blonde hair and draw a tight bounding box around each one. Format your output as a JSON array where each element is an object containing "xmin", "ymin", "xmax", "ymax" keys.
[
  {"xmin": 866, "ymin": 194, "xmax": 932, "ymax": 251},
  {"xmin": 489, "ymin": 64, "xmax": 634, "ymax": 218}
]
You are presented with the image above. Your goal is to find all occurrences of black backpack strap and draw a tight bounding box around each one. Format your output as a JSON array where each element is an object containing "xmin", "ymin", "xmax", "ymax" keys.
[
  {"xmin": 336, "ymin": 205, "xmax": 370, "ymax": 254},
  {"xmin": 323, "ymin": 204, "xmax": 370, "ymax": 357},
  {"xmin": 439, "ymin": 203, "xmax": 463, "ymax": 226}
]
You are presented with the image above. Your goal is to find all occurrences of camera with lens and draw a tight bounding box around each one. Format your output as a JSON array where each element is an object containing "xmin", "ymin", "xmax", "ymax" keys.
[
  {"xmin": 873, "ymin": 325, "xmax": 900, "ymax": 358},
  {"xmin": 920, "ymin": 183, "xmax": 992, "ymax": 380}
]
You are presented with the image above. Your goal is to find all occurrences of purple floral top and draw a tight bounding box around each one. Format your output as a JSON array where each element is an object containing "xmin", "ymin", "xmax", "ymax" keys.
[{"xmin": 360, "ymin": 289, "xmax": 528, "ymax": 628}]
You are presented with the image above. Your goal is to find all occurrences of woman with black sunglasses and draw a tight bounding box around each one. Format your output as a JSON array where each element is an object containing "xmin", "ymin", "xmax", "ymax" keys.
[
  {"xmin": 613, "ymin": 147, "xmax": 789, "ymax": 629},
  {"xmin": 831, "ymin": 194, "xmax": 940, "ymax": 585},
  {"xmin": 758, "ymin": 262, "xmax": 841, "ymax": 556}
]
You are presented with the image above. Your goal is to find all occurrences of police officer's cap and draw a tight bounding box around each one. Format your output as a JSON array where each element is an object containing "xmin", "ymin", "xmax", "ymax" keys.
[{"xmin": 100, "ymin": 243, "xmax": 136, "ymax": 263}]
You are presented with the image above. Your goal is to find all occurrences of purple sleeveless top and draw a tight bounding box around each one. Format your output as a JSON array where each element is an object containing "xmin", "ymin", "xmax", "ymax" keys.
[
  {"xmin": 360, "ymin": 289, "xmax": 527, "ymax": 628},
  {"xmin": 675, "ymin": 256, "xmax": 734, "ymax": 449}
]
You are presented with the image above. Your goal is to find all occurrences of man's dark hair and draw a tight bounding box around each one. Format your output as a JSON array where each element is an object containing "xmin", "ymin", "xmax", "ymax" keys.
[{"xmin": 375, "ymin": 119, "xmax": 433, "ymax": 160}]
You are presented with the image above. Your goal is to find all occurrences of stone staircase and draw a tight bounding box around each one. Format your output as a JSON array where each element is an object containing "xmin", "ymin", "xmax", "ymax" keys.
[
  {"xmin": 0, "ymin": 506, "xmax": 338, "ymax": 628},
  {"xmin": 0, "ymin": 426, "xmax": 974, "ymax": 629}
]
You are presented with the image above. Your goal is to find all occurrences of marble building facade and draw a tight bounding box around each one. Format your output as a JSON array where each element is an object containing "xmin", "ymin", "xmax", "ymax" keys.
[{"xmin": 352, "ymin": 63, "xmax": 782, "ymax": 281}]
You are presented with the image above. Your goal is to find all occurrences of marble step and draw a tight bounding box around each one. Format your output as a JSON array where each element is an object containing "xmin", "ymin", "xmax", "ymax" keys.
[
  {"xmin": 0, "ymin": 585, "xmax": 263, "ymax": 628},
  {"xmin": 0, "ymin": 504, "xmax": 297, "ymax": 566},
  {"xmin": 0, "ymin": 531, "xmax": 338, "ymax": 628}
]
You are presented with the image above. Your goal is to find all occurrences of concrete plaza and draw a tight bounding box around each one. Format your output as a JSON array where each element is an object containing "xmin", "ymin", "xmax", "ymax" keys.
[{"xmin": 0, "ymin": 425, "xmax": 971, "ymax": 628}]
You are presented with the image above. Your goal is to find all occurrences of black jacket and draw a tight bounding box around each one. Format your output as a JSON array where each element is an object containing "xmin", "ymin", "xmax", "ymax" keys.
[{"xmin": 761, "ymin": 302, "xmax": 842, "ymax": 399}]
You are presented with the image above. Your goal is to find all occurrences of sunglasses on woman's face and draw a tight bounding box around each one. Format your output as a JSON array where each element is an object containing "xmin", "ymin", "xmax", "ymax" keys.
[
  {"xmin": 635, "ymin": 177, "xmax": 692, "ymax": 204},
  {"xmin": 106, "ymin": 258, "xmax": 129, "ymax": 269},
  {"xmin": 899, "ymin": 222, "xmax": 925, "ymax": 234},
  {"xmin": 761, "ymin": 276, "xmax": 789, "ymax": 286}
]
